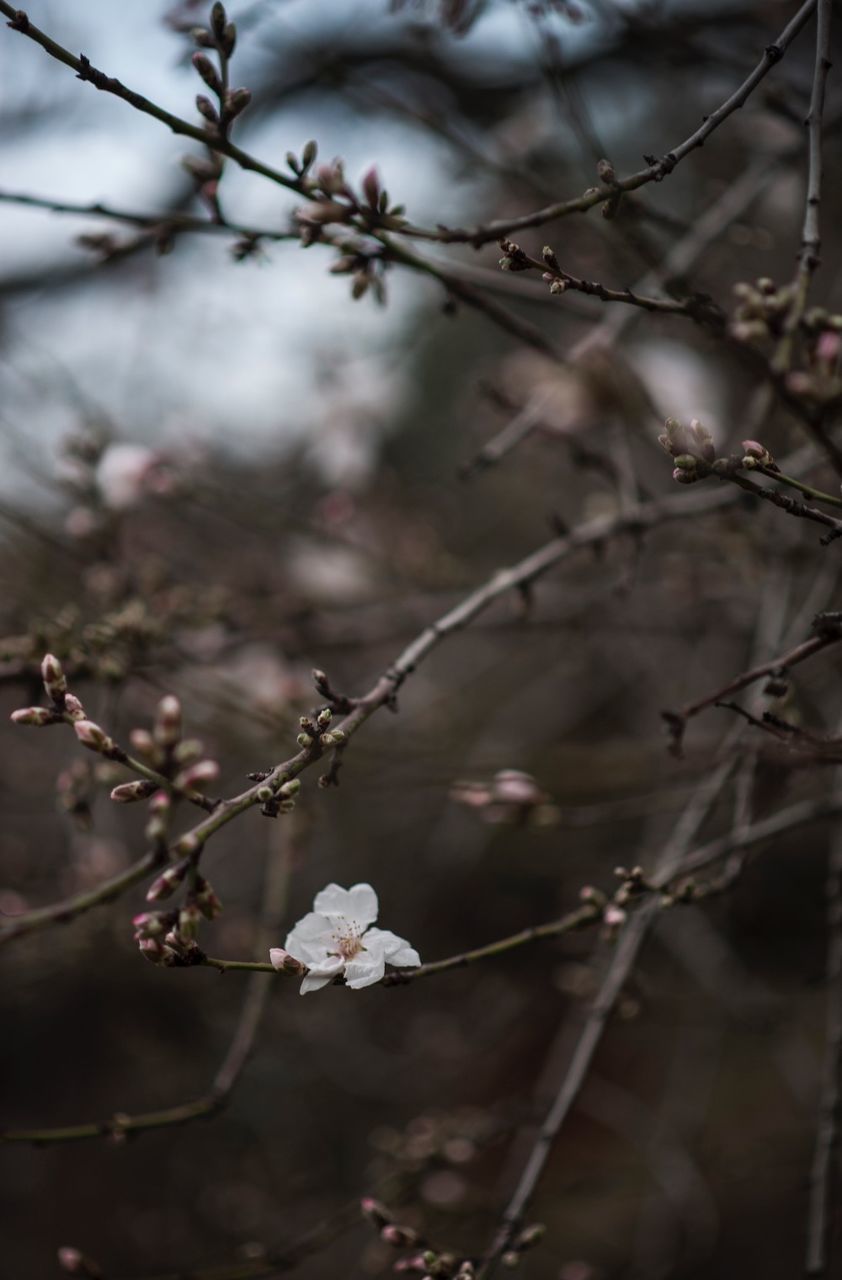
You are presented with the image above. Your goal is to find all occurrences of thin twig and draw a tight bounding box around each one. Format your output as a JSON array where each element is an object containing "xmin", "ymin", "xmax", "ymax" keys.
[
  {"xmin": 401, "ymin": 0, "xmax": 817, "ymax": 245},
  {"xmin": 1, "ymin": 824, "xmax": 295, "ymax": 1145},
  {"xmin": 806, "ymin": 807, "xmax": 842, "ymax": 1273}
]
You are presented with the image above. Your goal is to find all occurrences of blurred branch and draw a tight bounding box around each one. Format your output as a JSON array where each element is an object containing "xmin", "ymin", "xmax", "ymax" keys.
[
  {"xmin": 403, "ymin": 0, "xmax": 818, "ymax": 245},
  {"xmin": 663, "ymin": 617, "xmax": 842, "ymax": 752},
  {"xmin": 0, "ymin": 848, "xmax": 164, "ymax": 947},
  {"xmin": 1, "ymin": 822, "xmax": 295, "ymax": 1145},
  {"xmin": 0, "ymin": 3, "xmax": 304, "ymax": 194},
  {"xmin": 806, "ymin": 810, "xmax": 842, "ymax": 1274},
  {"xmin": 460, "ymin": 152, "xmax": 784, "ymax": 479},
  {"xmin": 193, "ymin": 789, "xmax": 842, "ymax": 981},
  {"xmin": 774, "ymin": 0, "xmax": 833, "ymax": 375},
  {"xmin": 473, "ymin": 752, "xmax": 741, "ymax": 1278}
]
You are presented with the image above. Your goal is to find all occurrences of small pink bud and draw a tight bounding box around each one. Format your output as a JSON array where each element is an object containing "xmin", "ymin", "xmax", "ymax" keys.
[
  {"xmin": 195, "ymin": 93, "xmax": 219, "ymax": 123},
  {"xmin": 360, "ymin": 1197, "xmax": 392, "ymax": 1227},
  {"xmin": 74, "ymin": 720, "xmax": 112, "ymax": 754},
  {"xmin": 224, "ymin": 87, "xmax": 251, "ymax": 118},
  {"xmin": 129, "ymin": 728, "xmax": 156, "ymax": 758},
  {"xmin": 10, "ymin": 707, "xmax": 55, "ymax": 727},
  {"xmin": 191, "ymin": 51, "xmax": 221, "ymax": 93},
  {"xmin": 111, "ymin": 780, "xmax": 156, "ymax": 804},
  {"xmin": 41, "ymin": 653, "xmax": 67, "ymax": 702},
  {"xmin": 174, "ymin": 832, "xmax": 201, "ymax": 858},
  {"xmin": 361, "ymin": 165, "xmax": 381, "ymax": 209},
  {"xmin": 269, "ymin": 947, "xmax": 307, "ymax": 975},
  {"xmin": 145, "ymin": 860, "xmax": 189, "ymax": 903},
  {"xmin": 381, "ymin": 1225, "xmax": 419, "ymax": 1248},
  {"xmin": 194, "ymin": 874, "xmax": 223, "ymax": 920},
  {"xmin": 154, "ymin": 695, "xmax": 182, "ymax": 748},
  {"xmin": 63, "ymin": 693, "xmax": 85, "ymax": 721},
  {"xmin": 175, "ymin": 759, "xmax": 219, "ymax": 791},
  {"xmin": 57, "ymin": 1247, "xmax": 102, "ymax": 1277}
]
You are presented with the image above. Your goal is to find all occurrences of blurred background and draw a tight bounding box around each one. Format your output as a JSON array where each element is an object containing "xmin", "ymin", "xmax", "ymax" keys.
[{"xmin": 1, "ymin": 1, "xmax": 841, "ymax": 1277}]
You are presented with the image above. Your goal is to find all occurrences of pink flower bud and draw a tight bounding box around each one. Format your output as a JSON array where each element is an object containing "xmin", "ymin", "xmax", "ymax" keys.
[
  {"xmin": 145, "ymin": 860, "xmax": 189, "ymax": 902},
  {"xmin": 111, "ymin": 780, "xmax": 156, "ymax": 803},
  {"xmin": 175, "ymin": 759, "xmax": 219, "ymax": 791},
  {"xmin": 224, "ymin": 87, "xmax": 251, "ymax": 118},
  {"xmin": 63, "ymin": 694, "xmax": 85, "ymax": 721},
  {"xmin": 361, "ymin": 165, "xmax": 381, "ymax": 209},
  {"xmin": 381, "ymin": 1225, "xmax": 419, "ymax": 1248},
  {"xmin": 41, "ymin": 653, "xmax": 67, "ymax": 703},
  {"xmin": 74, "ymin": 720, "xmax": 112, "ymax": 753},
  {"xmin": 10, "ymin": 707, "xmax": 55, "ymax": 726},
  {"xmin": 269, "ymin": 947, "xmax": 307, "ymax": 975},
  {"xmin": 174, "ymin": 832, "xmax": 201, "ymax": 858},
  {"xmin": 154, "ymin": 695, "xmax": 182, "ymax": 747},
  {"xmin": 191, "ymin": 51, "xmax": 221, "ymax": 93},
  {"xmin": 360, "ymin": 1197, "xmax": 392, "ymax": 1227}
]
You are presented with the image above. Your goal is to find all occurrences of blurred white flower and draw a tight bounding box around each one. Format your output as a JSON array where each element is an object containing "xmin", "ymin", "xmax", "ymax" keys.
[
  {"xmin": 273, "ymin": 882, "xmax": 420, "ymax": 994},
  {"xmin": 96, "ymin": 443, "xmax": 172, "ymax": 510}
]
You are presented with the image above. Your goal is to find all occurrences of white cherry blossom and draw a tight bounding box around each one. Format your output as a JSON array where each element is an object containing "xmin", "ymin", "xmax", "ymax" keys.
[{"xmin": 271, "ymin": 882, "xmax": 420, "ymax": 994}]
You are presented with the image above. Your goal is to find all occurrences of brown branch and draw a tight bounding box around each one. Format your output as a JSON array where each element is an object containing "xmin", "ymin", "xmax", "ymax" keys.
[
  {"xmin": 0, "ymin": 441, "xmax": 823, "ymax": 952},
  {"xmin": 195, "ymin": 791, "xmax": 842, "ymax": 981},
  {"xmin": 0, "ymin": 848, "xmax": 164, "ymax": 946},
  {"xmin": 401, "ymin": 0, "xmax": 817, "ymax": 246},
  {"xmin": 474, "ymin": 754, "xmax": 741, "ymax": 1278},
  {"xmin": 460, "ymin": 153, "xmax": 786, "ymax": 479},
  {"xmin": 663, "ymin": 623, "xmax": 842, "ymax": 751},
  {"xmin": 0, "ymin": 3, "xmax": 303, "ymax": 195},
  {"xmin": 1, "ymin": 824, "xmax": 294, "ymax": 1145},
  {"xmin": 806, "ymin": 818, "xmax": 842, "ymax": 1274},
  {"xmin": 774, "ymin": 0, "xmax": 833, "ymax": 375}
]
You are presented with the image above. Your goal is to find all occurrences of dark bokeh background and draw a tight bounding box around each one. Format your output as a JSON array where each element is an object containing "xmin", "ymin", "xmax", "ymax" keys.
[{"xmin": 1, "ymin": 2, "xmax": 841, "ymax": 1277}]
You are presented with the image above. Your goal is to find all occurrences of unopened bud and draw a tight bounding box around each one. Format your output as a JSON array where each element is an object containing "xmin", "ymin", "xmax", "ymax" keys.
[
  {"xmin": 178, "ymin": 904, "xmax": 203, "ymax": 938},
  {"xmin": 11, "ymin": 706, "xmax": 55, "ymax": 727},
  {"xmin": 297, "ymin": 732, "xmax": 313, "ymax": 748},
  {"xmin": 515, "ymin": 1224, "xmax": 545, "ymax": 1251},
  {"xmin": 138, "ymin": 937, "xmax": 178, "ymax": 966},
  {"xmin": 210, "ymin": 1, "xmax": 227, "ymax": 36},
  {"xmin": 195, "ymin": 93, "xmax": 219, "ymax": 124},
  {"xmin": 146, "ymin": 860, "xmax": 189, "ymax": 902},
  {"xmin": 278, "ymin": 778, "xmax": 300, "ymax": 798},
  {"xmin": 63, "ymin": 694, "xmax": 85, "ymax": 721},
  {"xmin": 132, "ymin": 911, "xmax": 173, "ymax": 939},
  {"xmin": 74, "ymin": 720, "xmax": 113, "ymax": 754},
  {"xmin": 129, "ymin": 728, "xmax": 156, "ymax": 758},
  {"xmin": 154, "ymin": 695, "xmax": 182, "ymax": 748},
  {"xmin": 111, "ymin": 780, "xmax": 156, "ymax": 803},
  {"xmin": 224, "ymin": 87, "xmax": 251, "ymax": 118},
  {"xmin": 360, "ymin": 1197, "xmax": 392, "ymax": 1227},
  {"xmin": 191, "ymin": 52, "xmax": 221, "ymax": 93},
  {"xmin": 174, "ymin": 832, "xmax": 201, "ymax": 858},
  {"xmin": 195, "ymin": 876, "xmax": 223, "ymax": 920},
  {"xmin": 256, "ymin": 785, "xmax": 274, "ymax": 802},
  {"xmin": 41, "ymin": 653, "xmax": 67, "ymax": 703},
  {"xmin": 269, "ymin": 947, "xmax": 307, "ymax": 975},
  {"xmin": 175, "ymin": 759, "xmax": 219, "ymax": 791},
  {"xmin": 361, "ymin": 165, "xmax": 381, "ymax": 209},
  {"xmin": 57, "ymin": 1247, "xmax": 103, "ymax": 1278},
  {"xmin": 381, "ymin": 1225, "xmax": 419, "ymax": 1248},
  {"xmin": 317, "ymin": 707, "xmax": 333, "ymax": 727}
]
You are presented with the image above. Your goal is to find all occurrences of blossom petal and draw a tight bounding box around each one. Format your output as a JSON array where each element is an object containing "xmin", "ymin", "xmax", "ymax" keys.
[
  {"xmin": 364, "ymin": 928, "xmax": 420, "ymax": 967},
  {"xmin": 284, "ymin": 921, "xmax": 332, "ymax": 962},
  {"xmin": 299, "ymin": 972, "xmax": 336, "ymax": 995},
  {"xmin": 313, "ymin": 882, "xmax": 378, "ymax": 927},
  {"xmin": 288, "ymin": 911, "xmax": 333, "ymax": 940},
  {"xmin": 344, "ymin": 951, "xmax": 386, "ymax": 989}
]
